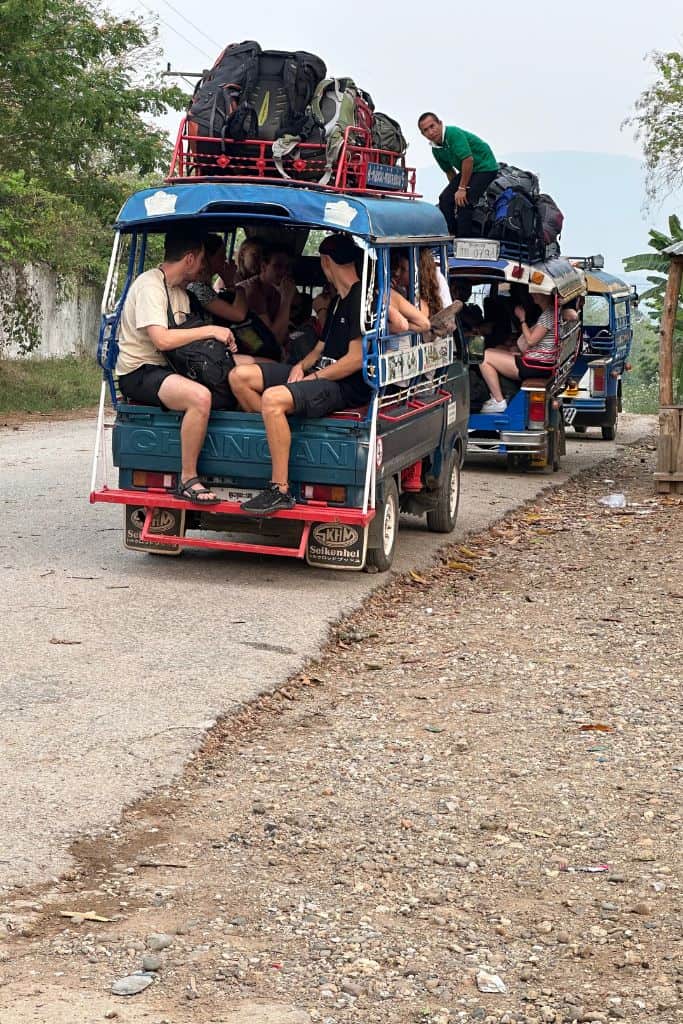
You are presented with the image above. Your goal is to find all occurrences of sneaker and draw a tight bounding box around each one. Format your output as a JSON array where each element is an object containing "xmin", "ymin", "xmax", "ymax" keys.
[
  {"xmin": 480, "ymin": 397, "xmax": 508, "ymax": 414},
  {"xmin": 240, "ymin": 483, "xmax": 296, "ymax": 517}
]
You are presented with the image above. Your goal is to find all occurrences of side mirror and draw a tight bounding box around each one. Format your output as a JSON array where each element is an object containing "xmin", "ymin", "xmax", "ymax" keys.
[
  {"xmin": 467, "ymin": 333, "xmax": 485, "ymax": 364},
  {"xmin": 630, "ymin": 285, "xmax": 639, "ymax": 308}
]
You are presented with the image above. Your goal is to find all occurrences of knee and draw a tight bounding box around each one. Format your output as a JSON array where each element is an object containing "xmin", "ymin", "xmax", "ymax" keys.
[
  {"xmin": 261, "ymin": 387, "xmax": 288, "ymax": 416},
  {"xmin": 229, "ymin": 365, "xmax": 248, "ymax": 389},
  {"xmin": 189, "ymin": 385, "xmax": 212, "ymax": 417}
]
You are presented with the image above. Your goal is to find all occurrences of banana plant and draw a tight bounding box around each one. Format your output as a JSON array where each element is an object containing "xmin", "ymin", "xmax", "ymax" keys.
[{"xmin": 624, "ymin": 214, "xmax": 683, "ymax": 400}]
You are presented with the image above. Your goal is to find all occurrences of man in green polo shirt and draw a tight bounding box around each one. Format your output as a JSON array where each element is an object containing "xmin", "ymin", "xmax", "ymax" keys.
[{"xmin": 418, "ymin": 112, "xmax": 498, "ymax": 236}]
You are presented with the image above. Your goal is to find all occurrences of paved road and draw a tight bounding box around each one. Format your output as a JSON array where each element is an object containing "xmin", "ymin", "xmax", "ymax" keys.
[{"xmin": 0, "ymin": 413, "xmax": 654, "ymax": 892}]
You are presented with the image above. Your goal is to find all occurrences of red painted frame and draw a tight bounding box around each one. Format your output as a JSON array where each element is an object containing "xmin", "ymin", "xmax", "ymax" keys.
[
  {"xmin": 90, "ymin": 486, "xmax": 375, "ymax": 559},
  {"xmin": 167, "ymin": 119, "xmax": 419, "ymax": 198}
]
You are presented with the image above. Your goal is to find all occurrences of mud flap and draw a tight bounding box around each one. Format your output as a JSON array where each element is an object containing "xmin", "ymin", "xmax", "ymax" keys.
[
  {"xmin": 124, "ymin": 505, "xmax": 185, "ymax": 555},
  {"xmin": 305, "ymin": 521, "xmax": 368, "ymax": 570}
]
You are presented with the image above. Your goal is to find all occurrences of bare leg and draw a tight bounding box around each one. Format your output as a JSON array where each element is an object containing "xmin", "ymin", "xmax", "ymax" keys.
[
  {"xmin": 157, "ymin": 375, "xmax": 215, "ymax": 499},
  {"xmin": 230, "ymin": 363, "xmax": 265, "ymax": 412},
  {"xmin": 261, "ymin": 386, "xmax": 296, "ymax": 491},
  {"xmin": 480, "ymin": 348, "xmax": 520, "ymax": 402}
]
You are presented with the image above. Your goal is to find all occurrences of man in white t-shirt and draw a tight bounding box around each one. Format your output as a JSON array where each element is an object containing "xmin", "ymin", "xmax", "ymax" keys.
[{"xmin": 115, "ymin": 229, "xmax": 237, "ymax": 506}]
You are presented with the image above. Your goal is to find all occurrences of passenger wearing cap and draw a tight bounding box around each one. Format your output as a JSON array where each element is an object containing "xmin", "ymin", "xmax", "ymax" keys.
[{"xmin": 230, "ymin": 233, "xmax": 369, "ymax": 516}]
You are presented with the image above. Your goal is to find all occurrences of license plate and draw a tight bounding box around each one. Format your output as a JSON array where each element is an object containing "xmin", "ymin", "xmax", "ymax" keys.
[
  {"xmin": 455, "ymin": 239, "xmax": 500, "ymax": 261},
  {"xmin": 124, "ymin": 505, "xmax": 185, "ymax": 554},
  {"xmin": 366, "ymin": 162, "xmax": 408, "ymax": 191},
  {"xmin": 306, "ymin": 521, "xmax": 368, "ymax": 570},
  {"xmin": 211, "ymin": 486, "xmax": 260, "ymax": 503}
]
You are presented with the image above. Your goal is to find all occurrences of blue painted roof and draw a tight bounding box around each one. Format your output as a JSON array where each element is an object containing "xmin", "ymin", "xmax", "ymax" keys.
[
  {"xmin": 114, "ymin": 183, "xmax": 450, "ymax": 243},
  {"xmin": 585, "ymin": 269, "xmax": 631, "ymax": 296},
  {"xmin": 448, "ymin": 254, "xmax": 586, "ymax": 300}
]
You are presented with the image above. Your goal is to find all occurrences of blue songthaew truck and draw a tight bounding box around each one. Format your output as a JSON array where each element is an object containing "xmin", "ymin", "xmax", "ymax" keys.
[
  {"xmin": 90, "ymin": 174, "xmax": 473, "ymax": 571},
  {"xmin": 448, "ymin": 239, "xmax": 586, "ymax": 471},
  {"xmin": 560, "ymin": 256, "xmax": 636, "ymax": 440}
]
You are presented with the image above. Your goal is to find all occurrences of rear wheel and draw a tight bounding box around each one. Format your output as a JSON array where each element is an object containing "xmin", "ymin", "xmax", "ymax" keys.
[
  {"xmin": 426, "ymin": 450, "xmax": 460, "ymax": 533},
  {"xmin": 548, "ymin": 423, "xmax": 561, "ymax": 472},
  {"xmin": 601, "ymin": 397, "xmax": 618, "ymax": 441},
  {"xmin": 366, "ymin": 478, "xmax": 399, "ymax": 572},
  {"xmin": 507, "ymin": 453, "xmax": 532, "ymax": 472}
]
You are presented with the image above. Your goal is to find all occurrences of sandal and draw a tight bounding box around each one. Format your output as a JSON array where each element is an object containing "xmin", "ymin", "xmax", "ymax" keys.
[{"xmin": 176, "ymin": 476, "xmax": 221, "ymax": 506}]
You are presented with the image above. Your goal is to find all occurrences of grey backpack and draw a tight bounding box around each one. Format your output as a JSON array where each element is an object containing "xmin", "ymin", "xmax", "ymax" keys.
[{"xmin": 371, "ymin": 112, "xmax": 407, "ymax": 160}]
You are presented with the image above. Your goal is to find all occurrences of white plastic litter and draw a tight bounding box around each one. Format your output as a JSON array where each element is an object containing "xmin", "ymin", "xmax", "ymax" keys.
[
  {"xmin": 476, "ymin": 969, "xmax": 507, "ymax": 993},
  {"xmin": 598, "ymin": 493, "xmax": 626, "ymax": 508}
]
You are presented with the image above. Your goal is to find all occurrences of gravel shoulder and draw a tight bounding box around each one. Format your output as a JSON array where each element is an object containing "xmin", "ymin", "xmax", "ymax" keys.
[{"xmin": 1, "ymin": 437, "xmax": 681, "ymax": 1024}]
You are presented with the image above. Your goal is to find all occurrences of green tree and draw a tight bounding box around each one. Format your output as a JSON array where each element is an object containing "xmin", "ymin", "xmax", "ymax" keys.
[
  {"xmin": 0, "ymin": 0, "xmax": 186, "ymax": 277},
  {"xmin": 623, "ymin": 214, "xmax": 683, "ymax": 400},
  {"xmin": 626, "ymin": 49, "xmax": 683, "ymax": 200}
]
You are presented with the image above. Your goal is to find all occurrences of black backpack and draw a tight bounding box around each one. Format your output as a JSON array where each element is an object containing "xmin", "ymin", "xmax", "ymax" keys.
[
  {"xmin": 188, "ymin": 41, "xmax": 262, "ymax": 140},
  {"xmin": 537, "ymin": 193, "xmax": 564, "ymax": 257},
  {"xmin": 488, "ymin": 188, "xmax": 543, "ymax": 258},
  {"xmin": 188, "ymin": 41, "xmax": 326, "ymax": 142}
]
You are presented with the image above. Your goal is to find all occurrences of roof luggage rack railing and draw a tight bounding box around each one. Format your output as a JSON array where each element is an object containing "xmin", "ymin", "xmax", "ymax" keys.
[
  {"xmin": 567, "ymin": 255, "xmax": 605, "ymax": 271},
  {"xmin": 166, "ymin": 118, "xmax": 419, "ymax": 198}
]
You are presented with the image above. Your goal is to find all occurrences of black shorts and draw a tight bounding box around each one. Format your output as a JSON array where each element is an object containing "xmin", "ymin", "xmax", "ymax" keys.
[
  {"xmin": 515, "ymin": 356, "xmax": 553, "ymax": 381},
  {"xmin": 118, "ymin": 364, "xmax": 175, "ymax": 407},
  {"xmin": 260, "ymin": 363, "xmax": 347, "ymax": 419}
]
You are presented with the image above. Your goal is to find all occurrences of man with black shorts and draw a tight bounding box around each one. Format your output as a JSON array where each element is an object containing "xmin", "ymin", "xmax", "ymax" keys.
[
  {"xmin": 115, "ymin": 228, "xmax": 237, "ymax": 505},
  {"xmin": 230, "ymin": 233, "xmax": 369, "ymax": 516},
  {"xmin": 418, "ymin": 112, "xmax": 498, "ymax": 236}
]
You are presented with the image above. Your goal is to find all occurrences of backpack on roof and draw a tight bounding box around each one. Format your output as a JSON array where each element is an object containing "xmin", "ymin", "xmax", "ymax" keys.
[
  {"xmin": 305, "ymin": 77, "xmax": 375, "ymax": 184},
  {"xmin": 371, "ymin": 112, "xmax": 407, "ymax": 161},
  {"xmin": 488, "ymin": 188, "xmax": 543, "ymax": 258},
  {"xmin": 188, "ymin": 40, "xmax": 262, "ymax": 140},
  {"xmin": 487, "ymin": 162, "xmax": 540, "ymax": 202},
  {"xmin": 536, "ymin": 193, "xmax": 564, "ymax": 256},
  {"xmin": 242, "ymin": 49, "xmax": 327, "ymax": 140},
  {"xmin": 188, "ymin": 42, "xmax": 326, "ymax": 143}
]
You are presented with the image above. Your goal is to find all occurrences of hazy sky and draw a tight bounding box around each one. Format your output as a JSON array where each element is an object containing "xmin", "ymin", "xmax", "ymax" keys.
[{"xmin": 106, "ymin": 0, "xmax": 681, "ymax": 169}]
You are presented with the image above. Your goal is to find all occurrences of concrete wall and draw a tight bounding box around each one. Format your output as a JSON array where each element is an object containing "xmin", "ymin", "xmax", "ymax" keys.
[{"xmin": 0, "ymin": 262, "xmax": 101, "ymax": 360}]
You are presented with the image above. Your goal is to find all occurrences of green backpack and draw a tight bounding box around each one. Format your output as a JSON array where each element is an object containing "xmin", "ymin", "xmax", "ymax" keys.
[{"xmin": 306, "ymin": 77, "xmax": 375, "ymax": 184}]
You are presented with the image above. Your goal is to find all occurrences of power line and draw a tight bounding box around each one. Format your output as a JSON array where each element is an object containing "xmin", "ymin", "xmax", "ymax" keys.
[
  {"xmin": 158, "ymin": 0, "xmax": 219, "ymax": 52},
  {"xmin": 137, "ymin": 0, "xmax": 214, "ymax": 63}
]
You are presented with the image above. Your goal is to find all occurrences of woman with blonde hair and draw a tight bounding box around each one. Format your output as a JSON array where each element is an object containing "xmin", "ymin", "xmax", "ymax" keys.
[{"xmin": 418, "ymin": 248, "xmax": 444, "ymax": 319}]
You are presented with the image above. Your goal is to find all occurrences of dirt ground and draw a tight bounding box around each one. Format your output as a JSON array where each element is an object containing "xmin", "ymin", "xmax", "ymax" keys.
[{"xmin": 0, "ymin": 438, "xmax": 681, "ymax": 1024}]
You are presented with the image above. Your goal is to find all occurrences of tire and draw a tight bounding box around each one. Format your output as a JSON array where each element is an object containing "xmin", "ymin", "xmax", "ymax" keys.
[
  {"xmin": 366, "ymin": 478, "xmax": 399, "ymax": 572},
  {"xmin": 426, "ymin": 450, "xmax": 461, "ymax": 533},
  {"xmin": 548, "ymin": 425, "xmax": 561, "ymax": 472},
  {"xmin": 506, "ymin": 453, "xmax": 532, "ymax": 472},
  {"xmin": 601, "ymin": 397, "xmax": 618, "ymax": 441},
  {"xmin": 574, "ymin": 424, "xmax": 587, "ymax": 434}
]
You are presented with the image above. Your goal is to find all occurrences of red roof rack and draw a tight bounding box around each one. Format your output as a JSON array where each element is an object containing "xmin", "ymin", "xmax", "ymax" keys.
[{"xmin": 166, "ymin": 118, "xmax": 419, "ymax": 199}]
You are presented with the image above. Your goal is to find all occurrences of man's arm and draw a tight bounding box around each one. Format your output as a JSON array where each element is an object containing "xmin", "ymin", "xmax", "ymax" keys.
[
  {"xmin": 455, "ymin": 155, "xmax": 474, "ymax": 207},
  {"xmin": 205, "ymin": 291, "xmax": 248, "ymax": 322},
  {"xmin": 148, "ymin": 323, "xmax": 236, "ymax": 352},
  {"xmin": 315, "ymin": 337, "xmax": 364, "ymax": 381},
  {"xmin": 269, "ymin": 277, "xmax": 297, "ymax": 344},
  {"xmin": 287, "ymin": 340, "xmax": 325, "ymax": 383}
]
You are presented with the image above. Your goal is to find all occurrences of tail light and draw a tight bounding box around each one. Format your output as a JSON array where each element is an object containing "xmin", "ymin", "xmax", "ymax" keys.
[
  {"xmin": 301, "ymin": 484, "xmax": 347, "ymax": 503},
  {"xmin": 527, "ymin": 391, "xmax": 546, "ymax": 428},
  {"xmin": 132, "ymin": 470, "xmax": 177, "ymax": 489},
  {"xmin": 591, "ymin": 366, "xmax": 606, "ymax": 395}
]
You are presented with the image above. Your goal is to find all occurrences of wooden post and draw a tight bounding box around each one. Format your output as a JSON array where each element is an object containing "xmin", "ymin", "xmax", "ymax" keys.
[
  {"xmin": 659, "ymin": 256, "xmax": 683, "ymax": 407},
  {"xmin": 655, "ymin": 255, "xmax": 683, "ymax": 493}
]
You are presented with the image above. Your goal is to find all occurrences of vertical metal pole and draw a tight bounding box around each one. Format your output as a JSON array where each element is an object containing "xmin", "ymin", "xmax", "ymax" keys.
[
  {"xmin": 362, "ymin": 394, "xmax": 378, "ymax": 514},
  {"xmin": 89, "ymin": 379, "xmax": 107, "ymax": 498}
]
